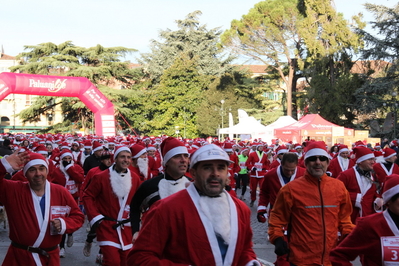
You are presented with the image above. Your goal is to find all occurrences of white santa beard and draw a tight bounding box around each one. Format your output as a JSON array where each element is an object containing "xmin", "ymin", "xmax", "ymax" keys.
[
  {"xmin": 137, "ymin": 157, "xmax": 148, "ymax": 179},
  {"xmin": 338, "ymin": 156, "xmax": 349, "ymax": 170},
  {"xmin": 158, "ymin": 176, "xmax": 190, "ymax": 199},
  {"xmin": 198, "ymin": 192, "xmax": 231, "ymax": 245},
  {"xmin": 109, "ymin": 169, "xmax": 132, "ymax": 198}
]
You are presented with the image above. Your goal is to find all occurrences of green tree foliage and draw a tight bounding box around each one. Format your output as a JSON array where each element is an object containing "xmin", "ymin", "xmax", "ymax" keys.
[
  {"xmin": 134, "ymin": 11, "xmax": 261, "ymax": 137},
  {"xmin": 143, "ymin": 53, "xmax": 206, "ymax": 137},
  {"xmin": 139, "ymin": 10, "xmax": 235, "ymax": 83},
  {"xmin": 220, "ymin": 0, "xmax": 304, "ymax": 117},
  {"xmin": 10, "ymin": 41, "xmax": 138, "ymax": 133},
  {"xmin": 355, "ymin": 3, "xmax": 399, "ymax": 115},
  {"xmin": 297, "ymin": 0, "xmax": 363, "ymax": 126}
]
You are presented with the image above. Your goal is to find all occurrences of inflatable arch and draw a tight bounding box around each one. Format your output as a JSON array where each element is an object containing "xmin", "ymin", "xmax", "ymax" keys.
[{"xmin": 0, "ymin": 72, "xmax": 115, "ymax": 136}]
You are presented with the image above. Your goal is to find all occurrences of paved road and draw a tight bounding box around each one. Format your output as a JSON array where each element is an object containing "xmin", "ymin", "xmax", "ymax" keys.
[{"xmin": 0, "ymin": 188, "xmax": 360, "ymax": 265}]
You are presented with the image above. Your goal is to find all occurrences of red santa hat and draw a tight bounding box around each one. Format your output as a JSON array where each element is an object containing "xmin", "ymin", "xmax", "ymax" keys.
[
  {"xmin": 92, "ymin": 141, "xmax": 103, "ymax": 152},
  {"xmin": 129, "ymin": 144, "xmax": 147, "ymax": 159},
  {"xmin": 240, "ymin": 148, "xmax": 249, "ymax": 154},
  {"xmin": 160, "ymin": 137, "xmax": 189, "ymax": 166},
  {"xmin": 276, "ymin": 145, "xmax": 288, "ymax": 155},
  {"xmin": 304, "ymin": 141, "xmax": 330, "ymax": 160},
  {"xmin": 223, "ymin": 142, "xmax": 234, "ymax": 152},
  {"xmin": 83, "ymin": 140, "xmax": 92, "ymax": 149},
  {"xmin": 190, "ymin": 144, "xmax": 233, "ymax": 169},
  {"xmin": 35, "ymin": 145, "xmax": 48, "ymax": 156},
  {"xmin": 374, "ymin": 143, "xmax": 381, "ymax": 149},
  {"xmin": 146, "ymin": 145, "xmax": 157, "ymax": 151},
  {"xmin": 354, "ymin": 140, "xmax": 366, "ymax": 147},
  {"xmin": 114, "ymin": 146, "xmax": 131, "ymax": 160},
  {"xmin": 294, "ymin": 144, "xmax": 302, "ymax": 150},
  {"xmin": 382, "ymin": 174, "xmax": 399, "ymax": 204},
  {"xmin": 383, "ymin": 148, "xmax": 397, "ymax": 160},
  {"xmin": 374, "ymin": 150, "xmax": 384, "ymax": 157},
  {"xmin": 60, "ymin": 142, "xmax": 70, "ymax": 150},
  {"xmin": 23, "ymin": 153, "xmax": 48, "ymax": 176},
  {"xmin": 353, "ymin": 146, "xmax": 375, "ymax": 164},
  {"xmin": 338, "ymin": 145, "xmax": 349, "ymax": 154},
  {"xmin": 60, "ymin": 150, "xmax": 73, "ymax": 160}
]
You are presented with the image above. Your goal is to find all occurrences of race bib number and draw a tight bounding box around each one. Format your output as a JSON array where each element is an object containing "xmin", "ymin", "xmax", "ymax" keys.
[
  {"xmin": 50, "ymin": 206, "xmax": 71, "ymax": 220},
  {"xmin": 382, "ymin": 236, "xmax": 399, "ymax": 265},
  {"xmin": 66, "ymin": 180, "xmax": 78, "ymax": 194},
  {"xmin": 254, "ymin": 163, "xmax": 262, "ymax": 169},
  {"xmin": 122, "ymin": 205, "xmax": 130, "ymax": 219}
]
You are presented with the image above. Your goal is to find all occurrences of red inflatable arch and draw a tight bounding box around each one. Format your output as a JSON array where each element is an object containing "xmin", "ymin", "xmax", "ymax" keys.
[{"xmin": 0, "ymin": 72, "xmax": 115, "ymax": 136}]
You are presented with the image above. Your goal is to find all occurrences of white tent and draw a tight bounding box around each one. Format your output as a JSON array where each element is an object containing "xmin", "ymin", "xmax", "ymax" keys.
[
  {"xmin": 263, "ymin": 116, "xmax": 297, "ymax": 143},
  {"xmin": 219, "ymin": 109, "xmax": 268, "ymax": 141}
]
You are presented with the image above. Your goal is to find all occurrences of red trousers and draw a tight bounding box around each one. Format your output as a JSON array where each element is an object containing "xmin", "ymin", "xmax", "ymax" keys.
[
  {"xmin": 250, "ymin": 177, "xmax": 264, "ymax": 202},
  {"xmin": 100, "ymin": 246, "xmax": 130, "ymax": 266}
]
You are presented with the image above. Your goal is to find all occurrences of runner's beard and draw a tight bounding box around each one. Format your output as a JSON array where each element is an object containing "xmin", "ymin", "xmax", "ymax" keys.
[{"xmin": 137, "ymin": 157, "xmax": 148, "ymax": 179}]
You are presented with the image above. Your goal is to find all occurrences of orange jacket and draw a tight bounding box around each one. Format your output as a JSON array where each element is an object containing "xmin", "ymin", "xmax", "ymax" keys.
[{"xmin": 268, "ymin": 171, "xmax": 354, "ymax": 266}]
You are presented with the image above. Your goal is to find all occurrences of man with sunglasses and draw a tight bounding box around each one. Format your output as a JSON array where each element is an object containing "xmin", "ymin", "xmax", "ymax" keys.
[{"xmin": 268, "ymin": 141, "xmax": 354, "ymax": 266}]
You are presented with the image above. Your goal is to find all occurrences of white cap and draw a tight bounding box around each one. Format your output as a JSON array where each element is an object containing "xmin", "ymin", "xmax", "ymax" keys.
[{"xmin": 190, "ymin": 144, "xmax": 233, "ymax": 169}]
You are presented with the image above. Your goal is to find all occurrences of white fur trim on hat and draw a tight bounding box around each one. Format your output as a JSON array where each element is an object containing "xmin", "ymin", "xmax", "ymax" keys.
[
  {"xmin": 356, "ymin": 153, "xmax": 375, "ymax": 164},
  {"xmin": 163, "ymin": 146, "xmax": 189, "ymax": 166},
  {"xmin": 60, "ymin": 152, "xmax": 73, "ymax": 160},
  {"xmin": 23, "ymin": 159, "xmax": 48, "ymax": 176},
  {"xmin": 304, "ymin": 148, "xmax": 330, "ymax": 160},
  {"xmin": 383, "ymin": 184, "xmax": 399, "ymax": 204},
  {"xmin": 277, "ymin": 149, "xmax": 288, "ymax": 155},
  {"xmin": 132, "ymin": 148, "xmax": 146, "ymax": 159},
  {"xmin": 339, "ymin": 148, "xmax": 349, "ymax": 154},
  {"xmin": 190, "ymin": 144, "xmax": 233, "ymax": 169},
  {"xmin": 384, "ymin": 153, "xmax": 397, "ymax": 160},
  {"xmin": 114, "ymin": 146, "xmax": 131, "ymax": 160},
  {"xmin": 93, "ymin": 145, "xmax": 104, "ymax": 153},
  {"xmin": 37, "ymin": 150, "xmax": 48, "ymax": 155}
]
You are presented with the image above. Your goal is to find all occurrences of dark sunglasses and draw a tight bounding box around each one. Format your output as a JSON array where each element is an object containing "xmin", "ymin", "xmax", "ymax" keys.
[{"xmin": 307, "ymin": 156, "xmax": 329, "ymax": 162}]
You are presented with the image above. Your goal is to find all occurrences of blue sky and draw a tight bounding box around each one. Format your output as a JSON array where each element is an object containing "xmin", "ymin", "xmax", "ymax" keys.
[{"xmin": 2, "ymin": 0, "xmax": 397, "ymax": 63}]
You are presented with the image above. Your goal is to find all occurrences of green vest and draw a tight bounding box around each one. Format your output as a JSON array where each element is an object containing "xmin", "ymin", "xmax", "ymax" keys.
[{"xmin": 238, "ymin": 154, "xmax": 248, "ymax": 174}]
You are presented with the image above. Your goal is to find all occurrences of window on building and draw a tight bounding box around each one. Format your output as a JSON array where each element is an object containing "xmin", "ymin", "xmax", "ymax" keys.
[
  {"xmin": 25, "ymin": 95, "xmax": 37, "ymax": 106},
  {"xmin": 1, "ymin": 116, "xmax": 10, "ymax": 126}
]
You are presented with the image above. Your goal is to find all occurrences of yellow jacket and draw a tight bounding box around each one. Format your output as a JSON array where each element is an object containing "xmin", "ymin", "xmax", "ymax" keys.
[{"xmin": 268, "ymin": 171, "xmax": 354, "ymax": 266}]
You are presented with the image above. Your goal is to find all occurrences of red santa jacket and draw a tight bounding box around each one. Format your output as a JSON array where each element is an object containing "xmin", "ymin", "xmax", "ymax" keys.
[
  {"xmin": 58, "ymin": 162, "xmax": 85, "ymax": 201},
  {"xmin": 337, "ymin": 167, "xmax": 379, "ymax": 224},
  {"xmin": 258, "ymin": 165, "xmax": 305, "ymax": 214},
  {"xmin": 246, "ymin": 151, "xmax": 270, "ymax": 178},
  {"xmin": 128, "ymin": 184, "xmax": 260, "ymax": 266},
  {"xmin": 330, "ymin": 210, "xmax": 398, "ymax": 266},
  {"xmin": 269, "ymin": 158, "xmax": 281, "ymax": 170},
  {"xmin": 328, "ymin": 156, "xmax": 355, "ymax": 178},
  {"xmin": 148, "ymin": 156, "xmax": 160, "ymax": 178},
  {"xmin": 0, "ymin": 159, "xmax": 84, "ymax": 266},
  {"xmin": 373, "ymin": 162, "xmax": 399, "ymax": 188},
  {"xmin": 83, "ymin": 167, "xmax": 141, "ymax": 250}
]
